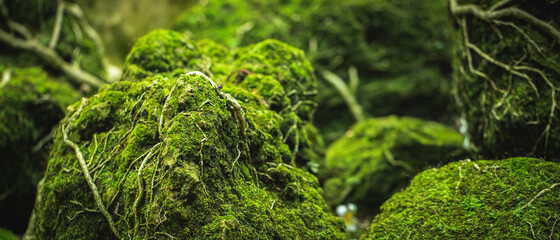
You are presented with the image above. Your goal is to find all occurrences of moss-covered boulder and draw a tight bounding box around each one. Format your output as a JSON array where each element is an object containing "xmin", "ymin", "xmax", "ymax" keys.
[
  {"xmin": 173, "ymin": 0, "xmax": 454, "ymax": 143},
  {"xmin": 321, "ymin": 116, "xmax": 466, "ymax": 215},
  {"xmin": 0, "ymin": 66, "xmax": 80, "ymax": 234},
  {"xmin": 363, "ymin": 157, "xmax": 560, "ymax": 239},
  {"xmin": 451, "ymin": 0, "xmax": 560, "ymax": 159},
  {"xmin": 25, "ymin": 32, "xmax": 345, "ymax": 238},
  {"xmin": 123, "ymin": 29, "xmax": 321, "ymax": 169}
]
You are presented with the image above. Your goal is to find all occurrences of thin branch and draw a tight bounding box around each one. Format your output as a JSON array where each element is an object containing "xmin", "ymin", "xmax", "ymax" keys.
[
  {"xmin": 49, "ymin": 1, "xmax": 64, "ymax": 49},
  {"xmin": 521, "ymin": 182, "xmax": 559, "ymax": 210},
  {"xmin": 0, "ymin": 29, "xmax": 106, "ymax": 87}
]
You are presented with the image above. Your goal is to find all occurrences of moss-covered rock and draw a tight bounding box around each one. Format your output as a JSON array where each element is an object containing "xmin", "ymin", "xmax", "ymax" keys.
[
  {"xmin": 173, "ymin": 0, "xmax": 454, "ymax": 143},
  {"xmin": 0, "ymin": 228, "xmax": 20, "ymax": 240},
  {"xmin": 27, "ymin": 72, "xmax": 345, "ymax": 239},
  {"xmin": 363, "ymin": 157, "xmax": 560, "ymax": 239},
  {"xmin": 123, "ymin": 29, "xmax": 321, "ymax": 169},
  {"xmin": 451, "ymin": 0, "xmax": 560, "ymax": 159},
  {"xmin": 0, "ymin": 66, "xmax": 80, "ymax": 234},
  {"xmin": 321, "ymin": 116, "xmax": 466, "ymax": 215}
]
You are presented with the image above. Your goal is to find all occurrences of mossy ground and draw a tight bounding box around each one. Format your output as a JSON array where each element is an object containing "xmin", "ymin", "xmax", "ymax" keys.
[
  {"xmin": 321, "ymin": 116, "xmax": 466, "ymax": 217},
  {"xmin": 363, "ymin": 157, "xmax": 560, "ymax": 239},
  {"xmin": 452, "ymin": 0, "xmax": 560, "ymax": 159},
  {"xmin": 29, "ymin": 30, "xmax": 345, "ymax": 239},
  {"xmin": 0, "ymin": 66, "xmax": 80, "ymax": 234},
  {"xmin": 172, "ymin": 0, "xmax": 454, "ymax": 143}
]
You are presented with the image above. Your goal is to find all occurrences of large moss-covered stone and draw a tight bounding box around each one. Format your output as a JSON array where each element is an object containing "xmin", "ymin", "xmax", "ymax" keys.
[
  {"xmin": 172, "ymin": 0, "xmax": 454, "ymax": 143},
  {"xmin": 363, "ymin": 157, "xmax": 560, "ymax": 239},
  {"xmin": 26, "ymin": 32, "xmax": 345, "ymax": 239},
  {"xmin": 320, "ymin": 116, "xmax": 466, "ymax": 215},
  {"xmin": 123, "ymin": 29, "xmax": 321, "ymax": 169},
  {"xmin": 451, "ymin": 0, "xmax": 560, "ymax": 159},
  {"xmin": 0, "ymin": 66, "xmax": 79, "ymax": 234}
]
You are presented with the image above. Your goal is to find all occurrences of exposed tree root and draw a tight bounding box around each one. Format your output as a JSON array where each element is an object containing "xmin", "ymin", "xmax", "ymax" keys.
[{"xmin": 62, "ymin": 98, "xmax": 121, "ymax": 239}]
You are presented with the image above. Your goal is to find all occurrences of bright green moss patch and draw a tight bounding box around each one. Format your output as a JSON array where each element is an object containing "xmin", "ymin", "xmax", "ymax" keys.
[
  {"xmin": 363, "ymin": 157, "xmax": 560, "ymax": 239},
  {"xmin": 0, "ymin": 228, "xmax": 20, "ymax": 240},
  {"xmin": 173, "ymin": 0, "xmax": 454, "ymax": 143},
  {"xmin": 29, "ymin": 71, "xmax": 344, "ymax": 238},
  {"xmin": 0, "ymin": 66, "xmax": 80, "ymax": 234},
  {"xmin": 122, "ymin": 29, "xmax": 321, "ymax": 169},
  {"xmin": 451, "ymin": 0, "xmax": 560, "ymax": 159},
  {"xmin": 321, "ymin": 116, "xmax": 466, "ymax": 215}
]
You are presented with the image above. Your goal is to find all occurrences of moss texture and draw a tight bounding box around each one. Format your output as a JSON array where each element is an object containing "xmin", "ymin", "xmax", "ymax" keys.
[
  {"xmin": 28, "ymin": 30, "xmax": 345, "ymax": 239},
  {"xmin": 363, "ymin": 157, "xmax": 560, "ymax": 239},
  {"xmin": 123, "ymin": 29, "xmax": 321, "ymax": 169},
  {"xmin": 452, "ymin": 0, "xmax": 560, "ymax": 159},
  {"xmin": 320, "ymin": 116, "xmax": 466, "ymax": 216},
  {"xmin": 0, "ymin": 66, "xmax": 80, "ymax": 234},
  {"xmin": 0, "ymin": 0, "xmax": 107, "ymax": 79},
  {"xmin": 172, "ymin": 0, "xmax": 454, "ymax": 143}
]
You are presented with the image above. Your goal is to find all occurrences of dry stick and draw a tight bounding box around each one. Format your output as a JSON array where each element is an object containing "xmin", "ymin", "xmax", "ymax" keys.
[
  {"xmin": 449, "ymin": 0, "xmax": 560, "ymax": 43},
  {"xmin": 521, "ymin": 183, "xmax": 560, "ymax": 210},
  {"xmin": 133, "ymin": 142, "xmax": 161, "ymax": 237},
  {"xmin": 0, "ymin": 29, "xmax": 106, "ymax": 87},
  {"xmin": 62, "ymin": 98, "xmax": 121, "ymax": 239},
  {"xmin": 322, "ymin": 70, "xmax": 365, "ymax": 122}
]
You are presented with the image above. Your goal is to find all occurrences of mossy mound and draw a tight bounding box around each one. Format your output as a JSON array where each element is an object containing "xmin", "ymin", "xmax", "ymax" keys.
[
  {"xmin": 0, "ymin": 228, "xmax": 20, "ymax": 240},
  {"xmin": 0, "ymin": 66, "xmax": 80, "ymax": 234},
  {"xmin": 0, "ymin": 0, "xmax": 107, "ymax": 80},
  {"xmin": 123, "ymin": 29, "xmax": 321, "ymax": 169},
  {"xmin": 172, "ymin": 0, "xmax": 454, "ymax": 143},
  {"xmin": 451, "ymin": 0, "xmax": 560, "ymax": 159},
  {"xmin": 363, "ymin": 157, "xmax": 560, "ymax": 239},
  {"xmin": 321, "ymin": 116, "xmax": 466, "ymax": 215},
  {"xmin": 27, "ymin": 43, "xmax": 345, "ymax": 238}
]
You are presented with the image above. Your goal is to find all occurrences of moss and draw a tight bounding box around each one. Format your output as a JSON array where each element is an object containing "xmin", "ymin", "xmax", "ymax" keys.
[
  {"xmin": 122, "ymin": 29, "xmax": 322, "ymax": 169},
  {"xmin": 0, "ymin": 228, "xmax": 20, "ymax": 240},
  {"xmin": 321, "ymin": 116, "xmax": 467, "ymax": 216},
  {"xmin": 30, "ymin": 49, "xmax": 344, "ymax": 238},
  {"xmin": 363, "ymin": 157, "xmax": 560, "ymax": 239},
  {"xmin": 0, "ymin": 66, "xmax": 80, "ymax": 234},
  {"xmin": 173, "ymin": 0, "xmax": 454, "ymax": 143},
  {"xmin": 452, "ymin": 0, "xmax": 560, "ymax": 159}
]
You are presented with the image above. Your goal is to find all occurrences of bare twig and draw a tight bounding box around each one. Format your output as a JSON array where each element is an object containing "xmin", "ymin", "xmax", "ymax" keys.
[{"xmin": 49, "ymin": 1, "xmax": 65, "ymax": 49}]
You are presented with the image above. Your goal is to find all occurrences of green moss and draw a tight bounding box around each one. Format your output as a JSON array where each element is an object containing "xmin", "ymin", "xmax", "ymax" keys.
[
  {"xmin": 30, "ymin": 50, "xmax": 344, "ymax": 238},
  {"xmin": 0, "ymin": 228, "xmax": 20, "ymax": 240},
  {"xmin": 122, "ymin": 29, "xmax": 321, "ymax": 169},
  {"xmin": 452, "ymin": 0, "xmax": 560, "ymax": 159},
  {"xmin": 321, "ymin": 116, "xmax": 466, "ymax": 215},
  {"xmin": 173, "ymin": 0, "xmax": 454, "ymax": 143},
  {"xmin": 363, "ymin": 157, "xmax": 560, "ymax": 239},
  {"xmin": 0, "ymin": 66, "xmax": 80, "ymax": 234}
]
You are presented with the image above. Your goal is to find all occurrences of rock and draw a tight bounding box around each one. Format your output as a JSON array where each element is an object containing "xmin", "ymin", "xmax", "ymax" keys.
[
  {"xmin": 321, "ymin": 116, "xmax": 466, "ymax": 215},
  {"xmin": 362, "ymin": 157, "xmax": 560, "ymax": 239},
  {"xmin": 26, "ymin": 30, "xmax": 345, "ymax": 239},
  {"xmin": 451, "ymin": 0, "xmax": 560, "ymax": 159},
  {"xmin": 0, "ymin": 66, "xmax": 80, "ymax": 234}
]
